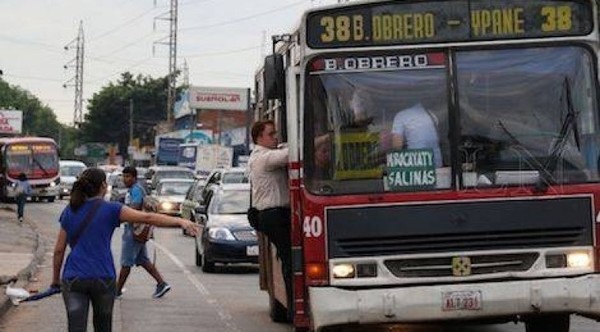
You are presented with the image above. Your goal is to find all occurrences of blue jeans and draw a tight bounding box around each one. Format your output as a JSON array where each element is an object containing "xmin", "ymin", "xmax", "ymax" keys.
[
  {"xmin": 62, "ymin": 278, "xmax": 116, "ymax": 332},
  {"xmin": 16, "ymin": 194, "xmax": 26, "ymax": 219}
]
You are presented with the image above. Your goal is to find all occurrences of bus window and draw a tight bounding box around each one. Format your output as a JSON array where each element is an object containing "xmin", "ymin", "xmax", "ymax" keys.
[
  {"xmin": 305, "ymin": 52, "xmax": 450, "ymax": 194},
  {"xmin": 456, "ymin": 46, "xmax": 599, "ymax": 188}
]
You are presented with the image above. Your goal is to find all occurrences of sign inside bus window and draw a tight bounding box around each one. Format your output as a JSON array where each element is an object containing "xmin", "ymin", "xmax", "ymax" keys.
[
  {"xmin": 306, "ymin": 0, "xmax": 592, "ymax": 48},
  {"xmin": 333, "ymin": 132, "xmax": 383, "ymax": 180},
  {"xmin": 384, "ymin": 149, "xmax": 436, "ymax": 191}
]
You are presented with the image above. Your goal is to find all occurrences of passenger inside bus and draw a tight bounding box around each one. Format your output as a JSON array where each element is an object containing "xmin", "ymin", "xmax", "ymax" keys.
[{"xmin": 391, "ymin": 101, "xmax": 443, "ymax": 168}]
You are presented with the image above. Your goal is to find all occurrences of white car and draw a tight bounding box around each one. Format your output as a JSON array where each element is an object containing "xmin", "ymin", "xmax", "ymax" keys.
[
  {"xmin": 144, "ymin": 178, "xmax": 195, "ymax": 216},
  {"xmin": 59, "ymin": 160, "xmax": 87, "ymax": 199}
]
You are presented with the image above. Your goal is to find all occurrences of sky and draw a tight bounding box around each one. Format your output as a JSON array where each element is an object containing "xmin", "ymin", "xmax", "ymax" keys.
[{"xmin": 0, "ymin": 0, "xmax": 341, "ymax": 125}]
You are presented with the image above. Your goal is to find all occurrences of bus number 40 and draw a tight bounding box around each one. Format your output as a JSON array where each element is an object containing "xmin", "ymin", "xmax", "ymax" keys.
[{"xmin": 303, "ymin": 216, "xmax": 323, "ymax": 238}]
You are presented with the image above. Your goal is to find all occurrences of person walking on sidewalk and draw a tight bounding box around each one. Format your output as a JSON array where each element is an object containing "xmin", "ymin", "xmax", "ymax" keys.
[
  {"xmin": 15, "ymin": 173, "xmax": 32, "ymax": 223},
  {"xmin": 116, "ymin": 166, "xmax": 171, "ymax": 299},
  {"xmin": 52, "ymin": 168, "xmax": 199, "ymax": 332}
]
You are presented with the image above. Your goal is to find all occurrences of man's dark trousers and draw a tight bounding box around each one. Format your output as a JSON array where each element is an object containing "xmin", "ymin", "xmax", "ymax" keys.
[{"xmin": 258, "ymin": 207, "xmax": 292, "ymax": 317}]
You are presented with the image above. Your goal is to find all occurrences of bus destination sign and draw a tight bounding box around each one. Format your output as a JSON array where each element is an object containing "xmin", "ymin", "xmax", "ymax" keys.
[{"xmin": 306, "ymin": 0, "xmax": 593, "ymax": 48}]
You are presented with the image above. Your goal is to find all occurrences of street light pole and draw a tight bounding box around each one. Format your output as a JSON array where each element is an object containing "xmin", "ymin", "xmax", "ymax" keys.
[{"xmin": 189, "ymin": 108, "xmax": 194, "ymax": 143}]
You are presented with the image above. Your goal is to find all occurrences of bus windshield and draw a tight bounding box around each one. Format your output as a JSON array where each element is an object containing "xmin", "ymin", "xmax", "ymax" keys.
[
  {"xmin": 305, "ymin": 46, "xmax": 600, "ymax": 195},
  {"xmin": 6, "ymin": 143, "xmax": 59, "ymax": 179}
]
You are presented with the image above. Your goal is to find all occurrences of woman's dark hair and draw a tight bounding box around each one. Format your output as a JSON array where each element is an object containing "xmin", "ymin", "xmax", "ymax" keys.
[
  {"xmin": 70, "ymin": 167, "xmax": 106, "ymax": 211},
  {"xmin": 18, "ymin": 173, "xmax": 27, "ymax": 181}
]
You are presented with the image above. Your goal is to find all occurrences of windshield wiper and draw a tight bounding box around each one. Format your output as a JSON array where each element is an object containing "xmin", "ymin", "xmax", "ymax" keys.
[
  {"xmin": 534, "ymin": 77, "xmax": 580, "ymax": 193},
  {"xmin": 32, "ymin": 157, "xmax": 49, "ymax": 176}
]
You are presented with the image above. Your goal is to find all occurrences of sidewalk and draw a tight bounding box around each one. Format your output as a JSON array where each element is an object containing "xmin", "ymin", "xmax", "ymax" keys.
[{"xmin": 0, "ymin": 204, "xmax": 44, "ymax": 318}]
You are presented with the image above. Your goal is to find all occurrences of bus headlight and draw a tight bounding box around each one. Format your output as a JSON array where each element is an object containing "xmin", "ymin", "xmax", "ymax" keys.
[
  {"xmin": 546, "ymin": 251, "xmax": 592, "ymax": 269},
  {"xmin": 567, "ymin": 252, "xmax": 591, "ymax": 268},
  {"xmin": 332, "ymin": 264, "xmax": 355, "ymax": 279}
]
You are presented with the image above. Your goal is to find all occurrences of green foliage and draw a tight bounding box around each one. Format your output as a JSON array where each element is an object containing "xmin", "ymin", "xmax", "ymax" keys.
[
  {"xmin": 0, "ymin": 72, "xmax": 173, "ymax": 160},
  {"xmin": 80, "ymin": 72, "xmax": 170, "ymax": 156},
  {"xmin": 0, "ymin": 79, "xmax": 68, "ymax": 152}
]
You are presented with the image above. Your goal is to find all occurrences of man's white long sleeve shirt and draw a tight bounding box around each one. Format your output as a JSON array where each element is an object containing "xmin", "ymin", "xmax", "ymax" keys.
[{"xmin": 248, "ymin": 145, "xmax": 289, "ymax": 210}]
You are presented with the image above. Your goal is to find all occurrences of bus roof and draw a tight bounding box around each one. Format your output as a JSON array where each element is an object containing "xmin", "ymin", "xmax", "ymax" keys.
[{"xmin": 0, "ymin": 137, "xmax": 57, "ymax": 145}]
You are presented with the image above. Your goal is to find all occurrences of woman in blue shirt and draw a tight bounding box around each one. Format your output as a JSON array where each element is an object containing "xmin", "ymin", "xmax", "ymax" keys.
[{"xmin": 51, "ymin": 168, "xmax": 198, "ymax": 332}]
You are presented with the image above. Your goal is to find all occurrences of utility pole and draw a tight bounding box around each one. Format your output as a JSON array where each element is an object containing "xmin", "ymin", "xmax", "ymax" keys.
[
  {"xmin": 129, "ymin": 98, "xmax": 134, "ymax": 165},
  {"xmin": 153, "ymin": 0, "xmax": 178, "ymax": 124},
  {"xmin": 182, "ymin": 58, "xmax": 189, "ymax": 87},
  {"xmin": 129, "ymin": 99, "xmax": 134, "ymax": 145},
  {"xmin": 64, "ymin": 21, "xmax": 85, "ymax": 127}
]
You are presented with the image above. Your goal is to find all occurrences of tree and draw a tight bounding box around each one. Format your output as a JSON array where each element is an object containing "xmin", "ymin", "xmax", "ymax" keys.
[
  {"xmin": 0, "ymin": 79, "xmax": 74, "ymax": 156},
  {"xmin": 80, "ymin": 72, "xmax": 171, "ymax": 157},
  {"xmin": 0, "ymin": 79, "xmax": 114, "ymax": 160}
]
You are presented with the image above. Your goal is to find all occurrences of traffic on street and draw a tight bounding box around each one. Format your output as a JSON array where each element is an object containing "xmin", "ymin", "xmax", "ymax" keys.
[
  {"xmin": 2, "ymin": 1, "xmax": 600, "ymax": 331},
  {"xmin": 0, "ymin": 201, "xmax": 597, "ymax": 331}
]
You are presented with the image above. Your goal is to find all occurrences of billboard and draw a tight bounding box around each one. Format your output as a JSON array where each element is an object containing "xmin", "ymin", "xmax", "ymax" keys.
[
  {"xmin": 173, "ymin": 90, "xmax": 192, "ymax": 119},
  {"xmin": 189, "ymin": 86, "xmax": 249, "ymax": 111},
  {"xmin": 0, "ymin": 110, "xmax": 23, "ymax": 134},
  {"xmin": 156, "ymin": 137, "xmax": 184, "ymax": 165}
]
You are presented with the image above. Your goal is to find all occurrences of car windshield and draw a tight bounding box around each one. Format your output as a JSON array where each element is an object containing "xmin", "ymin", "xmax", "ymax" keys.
[
  {"xmin": 222, "ymin": 172, "xmax": 248, "ymax": 184},
  {"xmin": 157, "ymin": 171, "xmax": 194, "ymax": 180},
  {"xmin": 209, "ymin": 190, "xmax": 250, "ymax": 214},
  {"xmin": 305, "ymin": 46, "xmax": 599, "ymax": 194},
  {"xmin": 60, "ymin": 166, "xmax": 85, "ymax": 177},
  {"xmin": 158, "ymin": 182, "xmax": 193, "ymax": 195}
]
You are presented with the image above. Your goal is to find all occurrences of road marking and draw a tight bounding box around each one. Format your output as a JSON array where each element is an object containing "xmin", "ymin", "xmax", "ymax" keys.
[{"xmin": 151, "ymin": 240, "xmax": 241, "ymax": 332}]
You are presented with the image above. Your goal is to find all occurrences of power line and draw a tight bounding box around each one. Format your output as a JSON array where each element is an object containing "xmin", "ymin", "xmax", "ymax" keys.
[
  {"xmin": 177, "ymin": 44, "xmax": 261, "ymax": 58},
  {"xmin": 88, "ymin": 7, "xmax": 157, "ymax": 43},
  {"xmin": 179, "ymin": 0, "xmax": 306, "ymax": 32},
  {"xmin": 3, "ymin": 74, "xmax": 64, "ymax": 83},
  {"xmin": 87, "ymin": 56, "xmax": 155, "ymax": 83}
]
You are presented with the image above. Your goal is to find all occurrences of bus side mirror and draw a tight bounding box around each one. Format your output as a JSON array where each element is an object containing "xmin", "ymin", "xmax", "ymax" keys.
[{"xmin": 264, "ymin": 54, "xmax": 285, "ymax": 100}]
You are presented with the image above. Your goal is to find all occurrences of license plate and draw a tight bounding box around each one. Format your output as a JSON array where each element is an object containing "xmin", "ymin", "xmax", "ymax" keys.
[
  {"xmin": 442, "ymin": 290, "xmax": 482, "ymax": 311},
  {"xmin": 246, "ymin": 245, "xmax": 259, "ymax": 256}
]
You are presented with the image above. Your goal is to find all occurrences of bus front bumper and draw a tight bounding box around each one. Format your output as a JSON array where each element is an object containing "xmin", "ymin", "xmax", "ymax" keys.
[
  {"xmin": 31, "ymin": 186, "xmax": 59, "ymax": 198},
  {"xmin": 309, "ymin": 275, "xmax": 600, "ymax": 331}
]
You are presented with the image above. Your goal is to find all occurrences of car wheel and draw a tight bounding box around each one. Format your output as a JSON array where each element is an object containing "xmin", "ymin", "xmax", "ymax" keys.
[
  {"xmin": 59, "ymin": 195, "xmax": 63, "ymax": 200},
  {"xmin": 195, "ymin": 241, "xmax": 202, "ymax": 267},
  {"xmin": 201, "ymin": 244, "xmax": 215, "ymax": 273},
  {"xmin": 47, "ymin": 196, "xmax": 55, "ymax": 203},
  {"xmin": 525, "ymin": 314, "xmax": 570, "ymax": 332}
]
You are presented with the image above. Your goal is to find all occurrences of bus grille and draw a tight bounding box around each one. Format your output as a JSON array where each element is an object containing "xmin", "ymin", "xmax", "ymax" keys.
[
  {"xmin": 335, "ymin": 227, "xmax": 586, "ymax": 257},
  {"xmin": 327, "ymin": 196, "xmax": 593, "ymax": 258},
  {"xmin": 384, "ymin": 252, "xmax": 539, "ymax": 278}
]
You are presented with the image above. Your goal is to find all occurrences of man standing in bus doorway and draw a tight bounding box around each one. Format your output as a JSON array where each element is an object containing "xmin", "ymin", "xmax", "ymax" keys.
[
  {"xmin": 115, "ymin": 166, "xmax": 171, "ymax": 299},
  {"xmin": 248, "ymin": 120, "xmax": 293, "ymax": 321},
  {"xmin": 15, "ymin": 173, "xmax": 32, "ymax": 223},
  {"xmin": 391, "ymin": 102, "xmax": 443, "ymax": 167}
]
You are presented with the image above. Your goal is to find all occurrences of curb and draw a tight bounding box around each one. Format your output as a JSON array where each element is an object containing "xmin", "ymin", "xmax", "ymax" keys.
[{"xmin": 0, "ymin": 208, "xmax": 46, "ymax": 319}]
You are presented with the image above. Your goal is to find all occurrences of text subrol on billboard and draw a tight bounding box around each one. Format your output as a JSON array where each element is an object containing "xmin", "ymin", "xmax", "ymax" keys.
[
  {"xmin": 188, "ymin": 86, "xmax": 249, "ymax": 111},
  {"xmin": 0, "ymin": 110, "xmax": 23, "ymax": 134}
]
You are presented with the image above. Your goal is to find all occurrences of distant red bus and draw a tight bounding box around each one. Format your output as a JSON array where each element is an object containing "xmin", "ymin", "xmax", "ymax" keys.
[{"xmin": 0, "ymin": 137, "xmax": 60, "ymax": 202}]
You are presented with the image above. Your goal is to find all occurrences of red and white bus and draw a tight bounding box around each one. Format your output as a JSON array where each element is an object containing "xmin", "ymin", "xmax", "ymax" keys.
[
  {"xmin": 0, "ymin": 137, "xmax": 60, "ymax": 202},
  {"xmin": 254, "ymin": 0, "xmax": 600, "ymax": 331}
]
